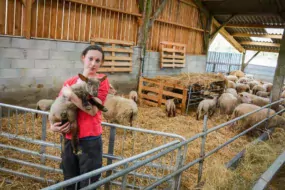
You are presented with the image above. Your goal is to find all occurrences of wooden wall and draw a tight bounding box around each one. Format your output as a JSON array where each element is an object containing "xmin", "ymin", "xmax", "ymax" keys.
[{"xmin": 0, "ymin": 0, "xmax": 206, "ymax": 54}]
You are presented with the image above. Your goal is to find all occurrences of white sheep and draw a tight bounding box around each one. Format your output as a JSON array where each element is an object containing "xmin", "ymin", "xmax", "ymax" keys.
[
  {"xmin": 103, "ymin": 94, "xmax": 138, "ymax": 126},
  {"xmin": 165, "ymin": 99, "xmax": 176, "ymax": 117},
  {"xmin": 196, "ymin": 96, "xmax": 218, "ymax": 120},
  {"xmin": 129, "ymin": 90, "xmax": 138, "ymax": 103},
  {"xmin": 36, "ymin": 99, "xmax": 54, "ymax": 118}
]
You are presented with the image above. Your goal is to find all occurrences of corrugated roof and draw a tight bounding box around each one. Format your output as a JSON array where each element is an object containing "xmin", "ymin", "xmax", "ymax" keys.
[{"xmin": 242, "ymin": 45, "xmax": 280, "ymax": 53}]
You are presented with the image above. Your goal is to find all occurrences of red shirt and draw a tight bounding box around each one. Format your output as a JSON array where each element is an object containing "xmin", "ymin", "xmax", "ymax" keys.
[{"xmin": 58, "ymin": 74, "xmax": 109, "ymax": 139}]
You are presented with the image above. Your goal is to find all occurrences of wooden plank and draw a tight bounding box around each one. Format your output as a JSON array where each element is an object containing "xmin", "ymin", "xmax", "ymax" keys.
[
  {"xmin": 162, "ymin": 59, "xmax": 185, "ymax": 63},
  {"xmin": 160, "ymin": 41, "xmax": 187, "ymax": 47},
  {"xmin": 141, "ymin": 94, "xmax": 159, "ymax": 102},
  {"xmin": 24, "ymin": 0, "xmax": 33, "ymax": 39},
  {"xmin": 162, "ymin": 48, "xmax": 185, "ymax": 53},
  {"xmin": 65, "ymin": 0, "xmax": 142, "ymax": 17},
  {"xmin": 181, "ymin": 88, "xmax": 188, "ymax": 113},
  {"xmin": 240, "ymin": 41, "xmax": 280, "ymax": 47},
  {"xmin": 102, "ymin": 47, "xmax": 133, "ymax": 53},
  {"xmin": 141, "ymin": 99, "xmax": 158, "ymax": 107},
  {"xmin": 90, "ymin": 37, "xmax": 134, "ymax": 46},
  {"xmin": 102, "ymin": 62, "xmax": 132, "ymax": 66},
  {"xmin": 158, "ymin": 82, "xmax": 164, "ymax": 107},
  {"xmin": 162, "ymin": 55, "xmax": 185, "ymax": 59},
  {"xmin": 162, "ymin": 90, "xmax": 183, "ymax": 99},
  {"xmin": 138, "ymin": 77, "xmax": 144, "ymax": 99},
  {"xmin": 105, "ymin": 56, "xmax": 132, "ymax": 61},
  {"xmin": 140, "ymin": 78, "xmax": 161, "ymax": 86},
  {"xmin": 232, "ymin": 33, "xmax": 282, "ymax": 39},
  {"xmin": 161, "ymin": 64, "xmax": 185, "ymax": 68},
  {"xmin": 141, "ymin": 86, "xmax": 159, "ymax": 93}
]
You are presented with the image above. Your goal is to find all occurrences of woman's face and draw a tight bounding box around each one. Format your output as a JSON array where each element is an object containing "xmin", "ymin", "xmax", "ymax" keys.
[{"xmin": 81, "ymin": 50, "xmax": 103, "ymax": 76}]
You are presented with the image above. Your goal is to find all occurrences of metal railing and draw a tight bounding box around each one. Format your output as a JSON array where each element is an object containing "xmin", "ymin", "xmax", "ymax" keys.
[
  {"xmin": 41, "ymin": 99, "xmax": 285, "ymax": 189},
  {"xmin": 0, "ymin": 102, "xmax": 185, "ymax": 189}
]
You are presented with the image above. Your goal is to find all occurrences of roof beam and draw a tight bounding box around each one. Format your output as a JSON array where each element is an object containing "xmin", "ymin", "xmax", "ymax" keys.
[
  {"xmin": 225, "ymin": 24, "xmax": 285, "ymax": 29},
  {"xmin": 211, "ymin": 19, "xmax": 245, "ymax": 53},
  {"xmin": 191, "ymin": 0, "xmax": 210, "ymax": 18},
  {"xmin": 240, "ymin": 41, "xmax": 281, "ymax": 47},
  {"xmin": 210, "ymin": 14, "xmax": 236, "ymax": 38},
  {"xmin": 245, "ymin": 47, "xmax": 279, "ymax": 53},
  {"xmin": 232, "ymin": 33, "xmax": 282, "ymax": 39}
]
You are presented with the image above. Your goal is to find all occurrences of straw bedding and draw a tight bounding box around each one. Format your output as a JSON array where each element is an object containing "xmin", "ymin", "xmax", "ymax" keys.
[{"xmin": 0, "ymin": 103, "xmax": 282, "ymax": 189}]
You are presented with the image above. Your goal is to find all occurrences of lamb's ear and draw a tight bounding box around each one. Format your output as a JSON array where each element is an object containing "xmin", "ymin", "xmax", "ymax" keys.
[
  {"xmin": 78, "ymin": 73, "xmax": 89, "ymax": 82},
  {"xmin": 99, "ymin": 75, "xmax": 107, "ymax": 82}
]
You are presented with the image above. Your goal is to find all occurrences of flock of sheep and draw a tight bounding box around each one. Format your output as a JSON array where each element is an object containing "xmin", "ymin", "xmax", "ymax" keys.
[{"xmin": 196, "ymin": 70, "xmax": 285, "ymax": 135}]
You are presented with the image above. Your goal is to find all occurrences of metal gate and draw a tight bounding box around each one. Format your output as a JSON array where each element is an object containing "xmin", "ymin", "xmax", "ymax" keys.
[{"xmin": 206, "ymin": 51, "xmax": 243, "ymax": 73}]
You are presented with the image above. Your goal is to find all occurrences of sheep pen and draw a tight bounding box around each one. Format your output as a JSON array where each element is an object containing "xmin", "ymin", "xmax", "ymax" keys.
[{"xmin": 0, "ymin": 102, "xmax": 264, "ymax": 190}]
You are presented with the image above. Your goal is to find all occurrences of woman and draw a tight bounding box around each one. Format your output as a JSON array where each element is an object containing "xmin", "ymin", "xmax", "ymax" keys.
[{"xmin": 50, "ymin": 45, "xmax": 109, "ymax": 189}]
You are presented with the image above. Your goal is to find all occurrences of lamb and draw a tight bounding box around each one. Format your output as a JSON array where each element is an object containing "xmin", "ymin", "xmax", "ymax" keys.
[
  {"xmin": 231, "ymin": 103, "xmax": 285, "ymax": 135},
  {"xmin": 227, "ymin": 80, "xmax": 236, "ymax": 89},
  {"xmin": 226, "ymin": 75, "xmax": 238, "ymax": 83},
  {"xmin": 129, "ymin": 90, "xmax": 138, "ymax": 103},
  {"xmin": 103, "ymin": 94, "xmax": 138, "ymax": 126},
  {"xmin": 166, "ymin": 99, "xmax": 176, "ymax": 117},
  {"xmin": 225, "ymin": 88, "xmax": 238, "ymax": 98},
  {"xmin": 248, "ymin": 80, "xmax": 260, "ymax": 90},
  {"xmin": 256, "ymin": 91, "xmax": 270, "ymax": 98},
  {"xmin": 35, "ymin": 99, "xmax": 54, "ymax": 118},
  {"xmin": 281, "ymin": 90, "xmax": 285, "ymax": 98},
  {"xmin": 217, "ymin": 93, "xmax": 241, "ymax": 120},
  {"xmin": 49, "ymin": 74, "xmax": 107, "ymax": 155},
  {"xmin": 252, "ymin": 85, "xmax": 266, "ymax": 95},
  {"xmin": 196, "ymin": 96, "xmax": 218, "ymax": 120},
  {"xmin": 236, "ymin": 83, "xmax": 250, "ymax": 93}
]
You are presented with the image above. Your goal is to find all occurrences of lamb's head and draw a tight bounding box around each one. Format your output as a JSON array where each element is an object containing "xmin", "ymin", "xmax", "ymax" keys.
[
  {"xmin": 239, "ymin": 93, "xmax": 252, "ymax": 104},
  {"xmin": 78, "ymin": 74, "xmax": 107, "ymax": 96}
]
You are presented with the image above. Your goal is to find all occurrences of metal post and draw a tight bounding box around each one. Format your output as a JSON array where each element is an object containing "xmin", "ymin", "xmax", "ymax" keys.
[
  {"xmin": 172, "ymin": 146, "xmax": 183, "ymax": 190},
  {"xmin": 121, "ymin": 163, "xmax": 129, "ymax": 189},
  {"xmin": 185, "ymin": 86, "xmax": 192, "ymax": 114},
  {"xmin": 104, "ymin": 126, "xmax": 116, "ymax": 190},
  {"xmin": 197, "ymin": 115, "xmax": 208, "ymax": 184},
  {"xmin": 40, "ymin": 114, "xmax": 47, "ymax": 178}
]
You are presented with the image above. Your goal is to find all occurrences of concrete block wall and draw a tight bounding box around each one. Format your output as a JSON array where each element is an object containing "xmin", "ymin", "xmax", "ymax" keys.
[
  {"xmin": 0, "ymin": 36, "xmax": 206, "ymax": 108},
  {"xmin": 142, "ymin": 52, "xmax": 206, "ymax": 77}
]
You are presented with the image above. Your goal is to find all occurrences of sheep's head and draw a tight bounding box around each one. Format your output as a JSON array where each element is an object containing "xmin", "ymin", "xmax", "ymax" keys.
[
  {"xmin": 78, "ymin": 74, "xmax": 107, "ymax": 97},
  {"xmin": 239, "ymin": 93, "xmax": 252, "ymax": 104}
]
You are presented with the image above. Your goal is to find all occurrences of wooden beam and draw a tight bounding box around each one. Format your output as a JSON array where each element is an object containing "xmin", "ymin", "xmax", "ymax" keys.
[
  {"xmin": 24, "ymin": 0, "xmax": 33, "ymax": 39},
  {"xmin": 225, "ymin": 24, "xmax": 285, "ymax": 29},
  {"xmin": 210, "ymin": 14, "xmax": 236, "ymax": 39},
  {"xmin": 232, "ymin": 33, "xmax": 282, "ymax": 39},
  {"xmin": 240, "ymin": 41, "xmax": 281, "ymax": 47},
  {"xmin": 244, "ymin": 47, "xmax": 279, "ymax": 53},
  {"xmin": 149, "ymin": 0, "xmax": 168, "ymax": 28},
  {"xmin": 192, "ymin": 0, "xmax": 210, "ymax": 18},
  {"xmin": 241, "ymin": 51, "xmax": 260, "ymax": 71},
  {"xmin": 271, "ymin": 30, "xmax": 285, "ymax": 111},
  {"xmin": 212, "ymin": 19, "xmax": 245, "ymax": 53}
]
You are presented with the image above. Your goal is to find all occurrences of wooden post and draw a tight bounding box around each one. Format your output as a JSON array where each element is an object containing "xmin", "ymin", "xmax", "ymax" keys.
[
  {"xmin": 138, "ymin": 77, "xmax": 144, "ymax": 105},
  {"xmin": 181, "ymin": 87, "xmax": 188, "ymax": 114},
  {"xmin": 241, "ymin": 51, "xmax": 260, "ymax": 72},
  {"xmin": 240, "ymin": 51, "xmax": 246, "ymax": 71},
  {"xmin": 271, "ymin": 30, "xmax": 285, "ymax": 110},
  {"xmin": 158, "ymin": 82, "xmax": 164, "ymax": 107},
  {"xmin": 24, "ymin": 0, "xmax": 35, "ymax": 39}
]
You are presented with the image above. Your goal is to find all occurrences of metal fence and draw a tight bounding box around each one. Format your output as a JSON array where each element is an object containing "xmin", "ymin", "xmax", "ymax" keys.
[
  {"xmin": 206, "ymin": 51, "xmax": 243, "ymax": 73},
  {"xmin": 1, "ymin": 99, "xmax": 285, "ymax": 189},
  {"xmin": 0, "ymin": 102, "xmax": 185, "ymax": 189}
]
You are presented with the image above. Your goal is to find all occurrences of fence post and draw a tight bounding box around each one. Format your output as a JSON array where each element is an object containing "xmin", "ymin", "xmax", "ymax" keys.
[
  {"xmin": 121, "ymin": 163, "xmax": 129, "ymax": 189},
  {"xmin": 40, "ymin": 114, "xmax": 47, "ymax": 178},
  {"xmin": 173, "ymin": 146, "xmax": 184, "ymax": 190},
  {"xmin": 104, "ymin": 126, "xmax": 116, "ymax": 190},
  {"xmin": 197, "ymin": 114, "xmax": 208, "ymax": 184},
  {"xmin": 185, "ymin": 86, "xmax": 193, "ymax": 114}
]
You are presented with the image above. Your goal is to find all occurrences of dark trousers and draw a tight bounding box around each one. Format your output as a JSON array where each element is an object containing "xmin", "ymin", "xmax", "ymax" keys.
[{"xmin": 60, "ymin": 136, "xmax": 103, "ymax": 190}]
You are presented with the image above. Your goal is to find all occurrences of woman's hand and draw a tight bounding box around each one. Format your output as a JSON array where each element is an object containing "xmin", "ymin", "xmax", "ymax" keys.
[{"xmin": 50, "ymin": 122, "xmax": 71, "ymax": 134}]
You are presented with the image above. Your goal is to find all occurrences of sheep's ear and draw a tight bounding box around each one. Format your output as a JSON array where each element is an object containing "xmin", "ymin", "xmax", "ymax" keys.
[
  {"xmin": 78, "ymin": 73, "xmax": 89, "ymax": 82},
  {"xmin": 99, "ymin": 75, "xmax": 107, "ymax": 82},
  {"xmin": 239, "ymin": 93, "xmax": 243, "ymax": 97}
]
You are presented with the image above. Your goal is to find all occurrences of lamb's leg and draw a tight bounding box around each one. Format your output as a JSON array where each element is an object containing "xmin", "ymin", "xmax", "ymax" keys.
[
  {"xmin": 88, "ymin": 97, "xmax": 108, "ymax": 112},
  {"xmin": 173, "ymin": 108, "xmax": 176, "ymax": 117},
  {"xmin": 67, "ymin": 110, "xmax": 81, "ymax": 155}
]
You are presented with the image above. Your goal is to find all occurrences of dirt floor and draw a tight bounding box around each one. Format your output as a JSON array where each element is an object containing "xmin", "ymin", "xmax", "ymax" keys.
[{"xmin": 0, "ymin": 103, "xmax": 275, "ymax": 190}]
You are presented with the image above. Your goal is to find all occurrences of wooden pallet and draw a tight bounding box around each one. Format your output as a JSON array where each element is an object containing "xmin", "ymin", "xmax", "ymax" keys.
[
  {"xmin": 159, "ymin": 41, "xmax": 186, "ymax": 68},
  {"xmin": 90, "ymin": 38, "xmax": 134, "ymax": 73},
  {"xmin": 138, "ymin": 77, "xmax": 188, "ymax": 113}
]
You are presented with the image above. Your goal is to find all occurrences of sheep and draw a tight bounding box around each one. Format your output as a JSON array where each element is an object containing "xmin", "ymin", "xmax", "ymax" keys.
[
  {"xmin": 225, "ymin": 88, "xmax": 238, "ymax": 98},
  {"xmin": 129, "ymin": 90, "xmax": 138, "ymax": 103},
  {"xmin": 49, "ymin": 74, "xmax": 107, "ymax": 155},
  {"xmin": 281, "ymin": 90, "xmax": 285, "ymax": 98},
  {"xmin": 229, "ymin": 70, "xmax": 245, "ymax": 78},
  {"xmin": 226, "ymin": 75, "xmax": 238, "ymax": 83},
  {"xmin": 35, "ymin": 99, "xmax": 54, "ymax": 118},
  {"xmin": 231, "ymin": 103, "xmax": 285, "ymax": 135},
  {"xmin": 239, "ymin": 92, "xmax": 270, "ymax": 107},
  {"xmin": 109, "ymin": 84, "xmax": 117, "ymax": 95},
  {"xmin": 166, "ymin": 99, "xmax": 176, "ymax": 117},
  {"xmin": 252, "ymin": 85, "xmax": 266, "ymax": 95},
  {"xmin": 227, "ymin": 80, "xmax": 236, "ymax": 89},
  {"xmin": 196, "ymin": 96, "xmax": 218, "ymax": 120},
  {"xmin": 263, "ymin": 83, "xmax": 273, "ymax": 92},
  {"xmin": 256, "ymin": 91, "xmax": 270, "ymax": 98},
  {"xmin": 248, "ymin": 80, "xmax": 260, "ymax": 90},
  {"xmin": 217, "ymin": 93, "xmax": 241, "ymax": 120},
  {"xmin": 237, "ymin": 77, "xmax": 250, "ymax": 84},
  {"xmin": 236, "ymin": 83, "xmax": 250, "ymax": 93},
  {"xmin": 103, "ymin": 94, "xmax": 138, "ymax": 126}
]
